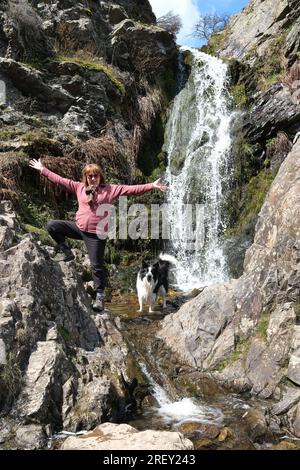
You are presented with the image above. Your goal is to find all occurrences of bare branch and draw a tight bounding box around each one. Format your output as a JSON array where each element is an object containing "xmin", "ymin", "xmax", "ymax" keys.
[
  {"xmin": 192, "ymin": 14, "xmax": 230, "ymax": 41},
  {"xmin": 157, "ymin": 11, "xmax": 183, "ymax": 37}
]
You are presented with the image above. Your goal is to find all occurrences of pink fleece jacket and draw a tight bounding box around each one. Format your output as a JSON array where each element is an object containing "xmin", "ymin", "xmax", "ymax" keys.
[{"xmin": 41, "ymin": 168, "xmax": 154, "ymax": 233}]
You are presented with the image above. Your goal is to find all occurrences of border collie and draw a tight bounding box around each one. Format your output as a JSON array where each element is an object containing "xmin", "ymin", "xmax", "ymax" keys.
[{"xmin": 136, "ymin": 253, "xmax": 177, "ymax": 313}]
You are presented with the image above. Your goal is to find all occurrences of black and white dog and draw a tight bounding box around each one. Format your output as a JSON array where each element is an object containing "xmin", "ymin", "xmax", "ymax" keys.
[{"xmin": 136, "ymin": 253, "xmax": 177, "ymax": 313}]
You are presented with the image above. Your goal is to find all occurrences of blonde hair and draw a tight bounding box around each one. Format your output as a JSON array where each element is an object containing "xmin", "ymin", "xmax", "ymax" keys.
[{"xmin": 82, "ymin": 164, "xmax": 105, "ymax": 187}]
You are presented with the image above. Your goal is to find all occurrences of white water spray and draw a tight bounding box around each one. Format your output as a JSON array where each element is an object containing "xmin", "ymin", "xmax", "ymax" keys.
[
  {"xmin": 141, "ymin": 364, "xmax": 223, "ymax": 426},
  {"xmin": 165, "ymin": 48, "xmax": 232, "ymax": 290}
]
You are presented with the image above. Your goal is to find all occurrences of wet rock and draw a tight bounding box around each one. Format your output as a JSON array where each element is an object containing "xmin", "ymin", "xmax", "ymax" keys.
[
  {"xmin": 241, "ymin": 408, "xmax": 268, "ymax": 442},
  {"xmin": 179, "ymin": 422, "xmax": 221, "ymax": 440}
]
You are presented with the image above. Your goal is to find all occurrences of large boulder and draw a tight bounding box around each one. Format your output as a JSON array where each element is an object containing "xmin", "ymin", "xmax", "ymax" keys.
[{"xmin": 61, "ymin": 422, "xmax": 193, "ymax": 450}]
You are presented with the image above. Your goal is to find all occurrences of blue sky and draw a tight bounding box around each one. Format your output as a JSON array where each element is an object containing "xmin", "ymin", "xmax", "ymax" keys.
[{"xmin": 149, "ymin": 0, "xmax": 249, "ymax": 47}]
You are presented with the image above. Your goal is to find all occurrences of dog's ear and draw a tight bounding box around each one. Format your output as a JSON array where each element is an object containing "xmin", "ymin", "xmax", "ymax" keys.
[
  {"xmin": 140, "ymin": 260, "xmax": 148, "ymax": 269},
  {"xmin": 152, "ymin": 261, "xmax": 159, "ymax": 270}
]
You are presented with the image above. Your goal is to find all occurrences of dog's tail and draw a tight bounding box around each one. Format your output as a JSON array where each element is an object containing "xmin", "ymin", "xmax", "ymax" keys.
[{"xmin": 159, "ymin": 253, "xmax": 177, "ymax": 265}]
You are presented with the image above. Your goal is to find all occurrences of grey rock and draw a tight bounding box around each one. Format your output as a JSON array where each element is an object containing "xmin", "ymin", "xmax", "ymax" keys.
[
  {"xmin": 288, "ymin": 402, "xmax": 300, "ymax": 438},
  {"xmin": 15, "ymin": 424, "xmax": 47, "ymax": 450},
  {"xmin": 219, "ymin": 0, "xmax": 300, "ymax": 62},
  {"xmin": 243, "ymin": 84, "xmax": 300, "ymax": 144},
  {"xmin": 0, "ymin": 58, "xmax": 74, "ymax": 113},
  {"xmin": 272, "ymin": 387, "xmax": 300, "ymax": 415},
  {"xmin": 108, "ymin": 5, "xmax": 128, "ymax": 25},
  {"xmin": 284, "ymin": 17, "xmax": 300, "ymax": 65},
  {"xmin": 287, "ymin": 325, "xmax": 300, "ymax": 385}
]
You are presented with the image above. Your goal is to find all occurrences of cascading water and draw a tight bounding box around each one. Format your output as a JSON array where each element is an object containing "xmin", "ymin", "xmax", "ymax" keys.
[
  {"xmin": 165, "ymin": 48, "xmax": 232, "ymax": 290},
  {"xmin": 140, "ymin": 364, "xmax": 223, "ymax": 427}
]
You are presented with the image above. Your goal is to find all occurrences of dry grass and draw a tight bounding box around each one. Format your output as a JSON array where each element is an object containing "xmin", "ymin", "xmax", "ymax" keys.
[
  {"xmin": 137, "ymin": 87, "xmax": 162, "ymax": 131},
  {"xmin": 54, "ymin": 22, "xmax": 97, "ymax": 56},
  {"xmin": 0, "ymin": 152, "xmax": 27, "ymax": 204},
  {"xmin": 39, "ymin": 156, "xmax": 82, "ymax": 197},
  {"xmin": 0, "ymin": 153, "xmax": 81, "ymax": 205},
  {"xmin": 66, "ymin": 134, "xmax": 131, "ymax": 181},
  {"xmin": 131, "ymin": 47, "xmax": 165, "ymax": 80}
]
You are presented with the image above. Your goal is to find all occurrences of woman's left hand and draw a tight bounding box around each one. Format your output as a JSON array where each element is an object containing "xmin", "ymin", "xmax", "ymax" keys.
[{"xmin": 153, "ymin": 178, "xmax": 167, "ymax": 192}]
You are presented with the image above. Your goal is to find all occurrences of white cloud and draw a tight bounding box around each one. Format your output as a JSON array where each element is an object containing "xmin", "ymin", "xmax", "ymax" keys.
[{"xmin": 149, "ymin": 0, "xmax": 201, "ymax": 46}]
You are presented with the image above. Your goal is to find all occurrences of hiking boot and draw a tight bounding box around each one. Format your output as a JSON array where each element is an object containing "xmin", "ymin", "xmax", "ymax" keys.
[
  {"xmin": 92, "ymin": 292, "xmax": 105, "ymax": 312},
  {"xmin": 53, "ymin": 243, "xmax": 75, "ymax": 262}
]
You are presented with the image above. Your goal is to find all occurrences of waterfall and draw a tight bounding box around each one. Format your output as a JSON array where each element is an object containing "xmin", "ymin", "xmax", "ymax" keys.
[
  {"xmin": 165, "ymin": 48, "xmax": 232, "ymax": 290},
  {"xmin": 140, "ymin": 364, "xmax": 223, "ymax": 427}
]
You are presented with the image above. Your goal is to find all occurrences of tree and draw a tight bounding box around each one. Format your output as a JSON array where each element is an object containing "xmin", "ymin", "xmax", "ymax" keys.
[
  {"xmin": 157, "ymin": 11, "xmax": 183, "ymax": 37},
  {"xmin": 193, "ymin": 14, "xmax": 230, "ymax": 41}
]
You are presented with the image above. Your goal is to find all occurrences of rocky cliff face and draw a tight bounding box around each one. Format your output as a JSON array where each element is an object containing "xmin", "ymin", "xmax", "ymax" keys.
[
  {"xmin": 0, "ymin": 200, "xmax": 144, "ymax": 448},
  {"xmin": 220, "ymin": 0, "xmax": 299, "ymax": 64},
  {"xmin": 0, "ymin": 0, "xmax": 177, "ymax": 200},
  {"xmin": 158, "ymin": 0, "xmax": 300, "ymax": 440},
  {"xmin": 216, "ymin": 0, "xmax": 300, "ymax": 277},
  {"xmin": 158, "ymin": 136, "xmax": 300, "ymax": 437}
]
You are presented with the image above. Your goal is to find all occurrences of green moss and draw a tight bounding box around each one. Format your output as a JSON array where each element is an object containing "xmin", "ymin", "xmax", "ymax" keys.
[
  {"xmin": 228, "ymin": 169, "xmax": 274, "ymax": 235},
  {"xmin": 216, "ymin": 337, "xmax": 251, "ymax": 371},
  {"xmin": 23, "ymin": 223, "xmax": 54, "ymax": 245},
  {"xmin": 238, "ymin": 171, "xmax": 274, "ymax": 230},
  {"xmin": 126, "ymin": 353, "xmax": 148, "ymax": 386},
  {"xmin": 230, "ymin": 83, "xmax": 248, "ymax": 107},
  {"xmin": 256, "ymin": 315, "xmax": 269, "ymax": 339},
  {"xmin": 58, "ymin": 326, "xmax": 72, "ymax": 342},
  {"xmin": 57, "ymin": 56, "xmax": 125, "ymax": 96},
  {"xmin": 204, "ymin": 31, "xmax": 227, "ymax": 56}
]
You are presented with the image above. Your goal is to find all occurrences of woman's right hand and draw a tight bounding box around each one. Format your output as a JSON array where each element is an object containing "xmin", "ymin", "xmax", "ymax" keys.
[{"xmin": 29, "ymin": 158, "xmax": 44, "ymax": 171}]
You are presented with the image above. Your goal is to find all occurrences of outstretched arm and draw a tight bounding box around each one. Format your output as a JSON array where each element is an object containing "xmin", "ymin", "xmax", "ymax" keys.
[
  {"xmin": 110, "ymin": 178, "xmax": 167, "ymax": 199},
  {"xmin": 29, "ymin": 158, "xmax": 80, "ymax": 194}
]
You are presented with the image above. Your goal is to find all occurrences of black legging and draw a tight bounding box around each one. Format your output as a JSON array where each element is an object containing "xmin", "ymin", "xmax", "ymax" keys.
[{"xmin": 46, "ymin": 220, "xmax": 107, "ymax": 293}]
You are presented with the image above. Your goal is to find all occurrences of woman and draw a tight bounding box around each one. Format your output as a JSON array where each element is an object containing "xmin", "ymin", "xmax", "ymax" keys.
[{"xmin": 29, "ymin": 158, "xmax": 166, "ymax": 312}]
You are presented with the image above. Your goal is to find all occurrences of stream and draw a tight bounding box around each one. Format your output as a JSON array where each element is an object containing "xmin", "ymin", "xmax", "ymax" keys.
[{"xmin": 108, "ymin": 295, "xmax": 282, "ymax": 450}]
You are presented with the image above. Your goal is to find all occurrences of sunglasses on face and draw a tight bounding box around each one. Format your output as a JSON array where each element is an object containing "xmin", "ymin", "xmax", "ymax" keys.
[{"xmin": 87, "ymin": 174, "xmax": 99, "ymax": 178}]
